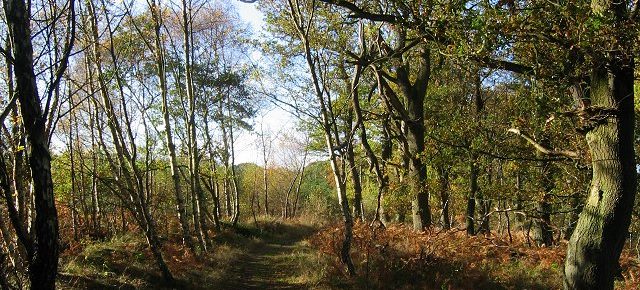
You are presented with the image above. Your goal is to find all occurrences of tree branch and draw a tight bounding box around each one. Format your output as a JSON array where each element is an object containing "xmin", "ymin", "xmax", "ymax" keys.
[
  {"xmin": 318, "ymin": 0, "xmax": 399, "ymax": 23},
  {"xmin": 44, "ymin": 0, "xmax": 76, "ymax": 119},
  {"xmin": 475, "ymin": 56, "xmax": 534, "ymax": 75},
  {"xmin": 507, "ymin": 128, "xmax": 579, "ymax": 159}
]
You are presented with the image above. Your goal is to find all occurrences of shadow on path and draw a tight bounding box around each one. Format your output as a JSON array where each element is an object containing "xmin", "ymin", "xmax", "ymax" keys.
[{"xmin": 218, "ymin": 222, "xmax": 317, "ymax": 290}]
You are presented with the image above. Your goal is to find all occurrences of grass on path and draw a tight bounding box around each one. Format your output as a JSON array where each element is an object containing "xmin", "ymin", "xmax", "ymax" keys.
[{"xmin": 58, "ymin": 219, "xmax": 329, "ymax": 290}]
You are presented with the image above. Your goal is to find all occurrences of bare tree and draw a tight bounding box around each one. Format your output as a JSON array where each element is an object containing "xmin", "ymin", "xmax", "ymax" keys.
[
  {"xmin": 2, "ymin": 0, "xmax": 75, "ymax": 288},
  {"xmin": 285, "ymin": 0, "xmax": 356, "ymax": 275},
  {"xmin": 83, "ymin": 0, "xmax": 173, "ymax": 282}
]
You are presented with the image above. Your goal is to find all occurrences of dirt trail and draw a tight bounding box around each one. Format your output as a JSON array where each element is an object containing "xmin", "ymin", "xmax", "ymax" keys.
[
  {"xmin": 224, "ymin": 242, "xmax": 303, "ymax": 289},
  {"xmin": 57, "ymin": 222, "xmax": 320, "ymax": 290},
  {"xmin": 219, "ymin": 224, "xmax": 316, "ymax": 290}
]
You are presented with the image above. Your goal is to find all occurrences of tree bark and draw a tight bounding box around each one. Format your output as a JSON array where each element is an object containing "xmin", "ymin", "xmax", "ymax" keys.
[
  {"xmin": 292, "ymin": 148, "xmax": 308, "ymax": 218},
  {"xmin": 437, "ymin": 165, "xmax": 451, "ymax": 229},
  {"xmin": 203, "ymin": 107, "xmax": 221, "ymax": 231},
  {"xmin": 227, "ymin": 94, "xmax": 241, "ymax": 226},
  {"xmin": 4, "ymin": 0, "xmax": 64, "ymax": 288},
  {"xmin": 533, "ymin": 145, "xmax": 554, "ymax": 246},
  {"xmin": 345, "ymin": 131, "xmax": 364, "ymax": 221},
  {"xmin": 563, "ymin": 41, "xmax": 635, "ymax": 290},
  {"xmin": 466, "ymin": 154, "xmax": 478, "ymax": 235},
  {"xmin": 69, "ymin": 115, "xmax": 79, "ymax": 241},
  {"xmin": 149, "ymin": 0, "xmax": 196, "ymax": 255},
  {"xmin": 286, "ymin": 0, "xmax": 356, "ymax": 274},
  {"xmin": 260, "ymin": 126, "xmax": 270, "ymax": 215},
  {"xmin": 88, "ymin": 98, "xmax": 101, "ymax": 236},
  {"xmin": 181, "ymin": 0, "xmax": 208, "ymax": 252},
  {"xmin": 85, "ymin": 0, "xmax": 174, "ymax": 281},
  {"xmin": 404, "ymin": 50, "xmax": 431, "ymax": 230}
]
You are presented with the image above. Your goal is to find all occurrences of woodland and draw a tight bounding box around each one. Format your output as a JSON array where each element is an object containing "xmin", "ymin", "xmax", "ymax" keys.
[{"xmin": 0, "ymin": 0, "xmax": 638, "ymax": 289}]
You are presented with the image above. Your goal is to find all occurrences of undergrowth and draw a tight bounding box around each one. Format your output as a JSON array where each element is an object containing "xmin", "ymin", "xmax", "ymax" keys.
[
  {"xmin": 59, "ymin": 227, "xmax": 257, "ymax": 289},
  {"xmin": 57, "ymin": 219, "xmax": 640, "ymax": 289},
  {"xmin": 58, "ymin": 217, "xmax": 326, "ymax": 289},
  {"xmin": 310, "ymin": 223, "xmax": 640, "ymax": 290}
]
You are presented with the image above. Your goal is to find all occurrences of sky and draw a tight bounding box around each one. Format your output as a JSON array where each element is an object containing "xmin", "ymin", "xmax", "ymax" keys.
[
  {"xmin": 230, "ymin": 0, "xmax": 265, "ymax": 32},
  {"xmin": 228, "ymin": 0, "xmax": 303, "ymax": 166}
]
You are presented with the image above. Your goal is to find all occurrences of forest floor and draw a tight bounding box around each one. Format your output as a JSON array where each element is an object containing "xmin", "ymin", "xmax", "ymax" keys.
[
  {"xmin": 57, "ymin": 218, "xmax": 329, "ymax": 290},
  {"xmin": 56, "ymin": 219, "xmax": 640, "ymax": 289},
  {"xmin": 216, "ymin": 221, "xmax": 321, "ymax": 289}
]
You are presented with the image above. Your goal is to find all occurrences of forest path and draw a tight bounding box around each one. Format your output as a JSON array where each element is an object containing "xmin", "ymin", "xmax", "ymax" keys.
[
  {"xmin": 57, "ymin": 221, "xmax": 322, "ymax": 290},
  {"xmin": 219, "ymin": 222, "xmax": 317, "ymax": 290}
]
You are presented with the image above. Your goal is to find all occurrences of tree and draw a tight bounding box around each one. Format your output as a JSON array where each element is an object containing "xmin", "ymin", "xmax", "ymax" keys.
[
  {"xmin": 83, "ymin": 0, "xmax": 173, "ymax": 281},
  {"xmin": 146, "ymin": 0, "xmax": 197, "ymax": 255},
  {"xmin": 181, "ymin": 0, "xmax": 210, "ymax": 251},
  {"xmin": 562, "ymin": 2, "xmax": 636, "ymax": 288},
  {"xmin": 274, "ymin": 0, "xmax": 357, "ymax": 275},
  {"xmin": 3, "ymin": 0, "xmax": 75, "ymax": 288},
  {"xmin": 315, "ymin": 0, "xmax": 637, "ymax": 287}
]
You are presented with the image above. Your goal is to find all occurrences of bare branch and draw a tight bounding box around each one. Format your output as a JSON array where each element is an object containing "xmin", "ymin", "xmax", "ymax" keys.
[
  {"xmin": 44, "ymin": 0, "xmax": 76, "ymax": 120},
  {"xmin": 507, "ymin": 128, "xmax": 580, "ymax": 159},
  {"xmin": 318, "ymin": 0, "xmax": 399, "ymax": 23}
]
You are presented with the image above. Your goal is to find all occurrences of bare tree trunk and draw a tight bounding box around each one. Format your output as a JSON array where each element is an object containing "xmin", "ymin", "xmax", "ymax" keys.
[
  {"xmin": 180, "ymin": 0, "xmax": 208, "ymax": 252},
  {"xmin": 260, "ymin": 125, "xmax": 270, "ymax": 215},
  {"xmin": 345, "ymin": 132, "xmax": 363, "ymax": 221},
  {"xmin": 228, "ymin": 94, "xmax": 241, "ymax": 225},
  {"xmin": 437, "ymin": 165, "xmax": 451, "ymax": 229},
  {"xmin": 283, "ymin": 170, "xmax": 300, "ymax": 219},
  {"xmin": 202, "ymin": 108, "xmax": 221, "ymax": 231},
  {"xmin": 69, "ymin": 115, "xmax": 80, "ymax": 241},
  {"xmin": 292, "ymin": 148, "xmax": 308, "ymax": 218},
  {"xmin": 286, "ymin": 0, "xmax": 356, "ymax": 274},
  {"xmin": 345, "ymin": 54, "xmax": 385, "ymax": 225},
  {"xmin": 563, "ymin": 3, "xmax": 636, "ymax": 286},
  {"xmin": 88, "ymin": 100, "xmax": 101, "ymax": 236},
  {"xmin": 148, "ymin": 0, "xmax": 196, "ymax": 255},
  {"xmin": 4, "ymin": 0, "xmax": 74, "ymax": 287},
  {"xmin": 533, "ymin": 144, "xmax": 554, "ymax": 246},
  {"xmin": 219, "ymin": 109, "xmax": 233, "ymax": 218},
  {"xmin": 466, "ymin": 154, "xmax": 478, "ymax": 235},
  {"xmin": 466, "ymin": 72, "xmax": 484, "ymax": 235},
  {"xmin": 85, "ymin": 0, "xmax": 173, "ymax": 282}
]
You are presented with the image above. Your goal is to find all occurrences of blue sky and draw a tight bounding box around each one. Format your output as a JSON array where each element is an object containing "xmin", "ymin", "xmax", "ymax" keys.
[{"xmin": 228, "ymin": 0, "xmax": 303, "ymax": 166}]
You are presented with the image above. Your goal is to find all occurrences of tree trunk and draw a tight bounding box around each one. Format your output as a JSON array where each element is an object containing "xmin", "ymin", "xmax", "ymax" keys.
[
  {"xmin": 220, "ymin": 107, "xmax": 233, "ymax": 218},
  {"xmin": 203, "ymin": 109, "xmax": 221, "ymax": 231},
  {"xmin": 5, "ymin": 0, "xmax": 62, "ymax": 288},
  {"xmin": 85, "ymin": 0, "xmax": 174, "ymax": 282},
  {"xmin": 466, "ymin": 155, "xmax": 478, "ymax": 235},
  {"xmin": 292, "ymin": 149, "xmax": 308, "ymax": 218},
  {"xmin": 563, "ymin": 46, "xmax": 635, "ymax": 289},
  {"xmin": 88, "ymin": 100, "xmax": 101, "ymax": 236},
  {"xmin": 261, "ymin": 126, "xmax": 270, "ymax": 215},
  {"xmin": 284, "ymin": 168, "xmax": 301, "ymax": 219},
  {"xmin": 533, "ymin": 147, "xmax": 554, "ymax": 246},
  {"xmin": 139, "ymin": 202, "xmax": 174, "ymax": 284},
  {"xmin": 69, "ymin": 117, "xmax": 79, "ymax": 241},
  {"xmin": 514, "ymin": 174, "xmax": 525, "ymax": 231},
  {"xmin": 149, "ymin": 0, "xmax": 196, "ymax": 255},
  {"xmin": 404, "ymin": 49, "xmax": 431, "ymax": 231},
  {"xmin": 228, "ymin": 94, "xmax": 241, "ymax": 225},
  {"xmin": 286, "ymin": 0, "xmax": 356, "ymax": 273},
  {"xmin": 181, "ymin": 0, "xmax": 208, "ymax": 252},
  {"xmin": 372, "ymin": 30, "xmax": 431, "ymax": 230},
  {"xmin": 437, "ymin": 165, "xmax": 451, "ymax": 229},
  {"xmin": 346, "ymin": 137, "xmax": 363, "ymax": 221}
]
